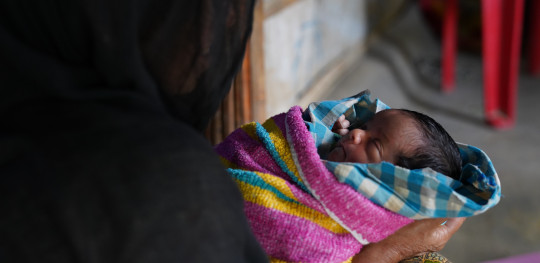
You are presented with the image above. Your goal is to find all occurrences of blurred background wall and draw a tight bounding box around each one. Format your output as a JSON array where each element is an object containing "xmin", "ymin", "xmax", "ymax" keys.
[
  {"xmin": 206, "ymin": 0, "xmax": 408, "ymax": 143},
  {"xmin": 261, "ymin": 0, "xmax": 367, "ymax": 116}
]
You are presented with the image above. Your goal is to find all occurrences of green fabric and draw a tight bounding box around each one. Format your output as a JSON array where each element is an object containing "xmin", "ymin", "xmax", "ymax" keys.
[{"xmin": 400, "ymin": 252, "xmax": 451, "ymax": 263}]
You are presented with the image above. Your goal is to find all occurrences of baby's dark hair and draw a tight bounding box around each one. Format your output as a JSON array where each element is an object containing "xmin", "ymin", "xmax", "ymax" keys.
[{"xmin": 395, "ymin": 109, "xmax": 462, "ymax": 180}]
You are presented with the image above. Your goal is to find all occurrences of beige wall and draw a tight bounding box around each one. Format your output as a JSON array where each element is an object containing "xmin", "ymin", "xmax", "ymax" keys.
[{"xmin": 260, "ymin": 0, "xmax": 368, "ymax": 116}]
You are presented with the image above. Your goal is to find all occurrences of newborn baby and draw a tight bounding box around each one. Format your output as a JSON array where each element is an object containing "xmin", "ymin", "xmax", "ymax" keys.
[{"xmin": 328, "ymin": 109, "xmax": 462, "ymax": 180}]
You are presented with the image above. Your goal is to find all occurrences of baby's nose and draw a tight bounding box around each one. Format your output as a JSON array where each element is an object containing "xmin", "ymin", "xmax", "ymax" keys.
[{"xmin": 349, "ymin": 129, "xmax": 367, "ymax": 144}]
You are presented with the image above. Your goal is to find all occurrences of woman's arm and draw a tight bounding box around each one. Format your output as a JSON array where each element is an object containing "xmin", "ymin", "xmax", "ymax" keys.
[{"xmin": 352, "ymin": 217, "xmax": 466, "ymax": 263}]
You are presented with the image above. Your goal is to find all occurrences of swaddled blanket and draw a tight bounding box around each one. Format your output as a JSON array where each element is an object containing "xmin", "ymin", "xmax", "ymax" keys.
[{"xmin": 215, "ymin": 91, "xmax": 501, "ymax": 262}]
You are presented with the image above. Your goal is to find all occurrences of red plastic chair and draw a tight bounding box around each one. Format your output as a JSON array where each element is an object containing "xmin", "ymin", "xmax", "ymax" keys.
[{"xmin": 441, "ymin": 0, "xmax": 525, "ymax": 129}]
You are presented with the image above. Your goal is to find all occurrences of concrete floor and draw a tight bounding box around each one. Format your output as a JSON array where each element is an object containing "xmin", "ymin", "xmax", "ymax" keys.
[{"xmin": 321, "ymin": 4, "xmax": 540, "ymax": 263}]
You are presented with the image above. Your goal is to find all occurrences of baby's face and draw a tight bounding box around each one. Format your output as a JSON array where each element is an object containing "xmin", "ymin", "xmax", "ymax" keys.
[{"xmin": 327, "ymin": 109, "xmax": 422, "ymax": 164}]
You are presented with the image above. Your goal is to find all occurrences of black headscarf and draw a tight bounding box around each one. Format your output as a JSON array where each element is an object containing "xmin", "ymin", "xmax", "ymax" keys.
[
  {"xmin": 0, "ymin": 0, "xmax": 266, "ymax": 262},
  {"xmin": 0, "ymin": 0, "xmax": 253, "ymax": 130}
]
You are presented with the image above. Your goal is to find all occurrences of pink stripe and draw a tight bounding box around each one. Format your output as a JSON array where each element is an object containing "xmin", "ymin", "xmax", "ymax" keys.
[
  {"xmin": 287, "ymin": 183, "xmax": 326, "ymax": 214},
  {"xmin": 245, "ymin": 202, "xmax": 361, "ymax": 262},
  {"xmin": 270, "ymin": 112, "xmax": 288, "ymax": 134},
  {"xmin": 285, "ymin": 106, "xmax": 412, "ymax": 242},
  {"xmin": 215, "ymin": 127, "xmax": 288, "ymax": 178}
]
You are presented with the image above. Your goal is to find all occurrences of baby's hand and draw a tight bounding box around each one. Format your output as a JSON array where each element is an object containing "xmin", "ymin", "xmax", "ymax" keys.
[{"xmin": 332, "ymin": 115, "xmax": 350, "ymax": 136}]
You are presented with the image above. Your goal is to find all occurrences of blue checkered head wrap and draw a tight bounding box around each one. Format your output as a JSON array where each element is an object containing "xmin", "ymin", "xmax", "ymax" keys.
[{"xmin": 304, "ymin": 90, "xmax": 501, "ymax": 218}]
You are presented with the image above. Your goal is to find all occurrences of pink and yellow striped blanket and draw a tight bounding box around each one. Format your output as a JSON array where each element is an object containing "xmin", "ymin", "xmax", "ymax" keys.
[{"xmin": 215, "ymin": 106, "xmax": 412, "ymax": 262}]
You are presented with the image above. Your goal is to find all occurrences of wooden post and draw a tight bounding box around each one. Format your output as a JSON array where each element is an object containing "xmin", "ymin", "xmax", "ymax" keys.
[
  {"xmin": 249, "ymin": 0, "xmax": 267, "ymax": 123},
  {"xmin": 235, "ymin": 47, "xmax": 253, "ymax": 127}
]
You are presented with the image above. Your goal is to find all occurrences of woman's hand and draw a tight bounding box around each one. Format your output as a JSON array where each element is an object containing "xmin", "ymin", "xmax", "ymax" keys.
[
  {"xmin": 332, "ymin": 115, "xmax": 350, "ymax": 135},
  {"xmin": 352, "ymin": 217, "xmax": 466, "ymax": 263}
]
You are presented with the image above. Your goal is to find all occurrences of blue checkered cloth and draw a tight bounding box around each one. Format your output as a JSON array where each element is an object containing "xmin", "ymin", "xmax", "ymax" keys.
[{"xmin": 303, "ymin": 90, "xmax": 501, "ymax": 219}]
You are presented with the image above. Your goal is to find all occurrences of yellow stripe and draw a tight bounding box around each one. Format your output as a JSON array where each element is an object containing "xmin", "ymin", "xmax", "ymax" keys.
[
  {"xmin": 269, "ymin": 256, "xmax": 353, "ymax": 263},
  {"xmin": 239, "ymin": 118, "xmax": 304, "ymax": 188},
  {"xmin": 255, "ymin": 171, "xmax": 298, "ymax": 201},
  {"xmin": 261, "ymin": 118, "xmax": 303, "ymax": 184},
  {"xmin": 240, "ymin": 121, "xmax": 258, "ymax": 140},
  {"xmin": 218, "ymin": 156, "xmax": 238, "ymax": 169},
  {"xmin": 269, "ymin": 257, "xmax": 287, "ymax": 263},
  {"xmin": 235, "ymin": 173, "xmax": 348, "ymax": 234}
]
